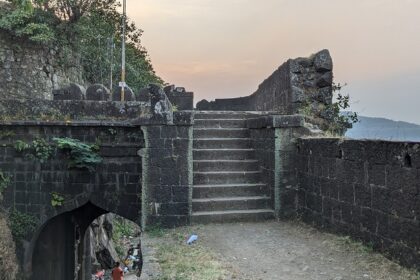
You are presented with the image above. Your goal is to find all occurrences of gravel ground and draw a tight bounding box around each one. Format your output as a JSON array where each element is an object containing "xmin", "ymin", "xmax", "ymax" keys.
[
  {"xmin": 194, "ymin": 221, "xmax": 419, "ymax": 280},
  {"xmin": 143, "ymin": 221, "xmax": 419, "ymax": 280}
]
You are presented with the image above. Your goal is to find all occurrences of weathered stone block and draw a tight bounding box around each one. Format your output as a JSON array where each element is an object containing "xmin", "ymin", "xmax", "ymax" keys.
[
  {"xmin": 112, "ymin": 86, "xmax": 135, "ymax": 101},
  {"xmin": 313, "ymin": 49, "xmax": 333, "ymax": 73},
  {"xmin": 53, "ymin": 83, "xmax": 86, "ymax": 100},
  {"xmin": 86, "ymin": 84, "xmax": 110, "ymax": 101}
]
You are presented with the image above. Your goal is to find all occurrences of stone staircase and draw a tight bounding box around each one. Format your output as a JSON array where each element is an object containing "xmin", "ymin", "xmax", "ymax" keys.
[{"xmin": 192, "ymin": 111, "xmax": 274, "ymax": 224}]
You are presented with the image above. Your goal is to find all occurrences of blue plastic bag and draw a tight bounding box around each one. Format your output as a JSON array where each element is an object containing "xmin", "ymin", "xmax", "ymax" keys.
[{"xmin": 187, "ymin": 234, "xmax": 198, "ymax": 245}]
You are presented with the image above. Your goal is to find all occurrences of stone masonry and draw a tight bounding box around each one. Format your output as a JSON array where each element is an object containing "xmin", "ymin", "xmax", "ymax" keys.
[
  {"xmin": 0, "ymin": 32, "xmax": 84, "ymax": 100},
  {"xmin": 0, "ymin": 96, "xmax": 193, "ymax": 279},
  {"xmin": 295, "ymin": 139, "xmax": 420, "ymax": 269}
]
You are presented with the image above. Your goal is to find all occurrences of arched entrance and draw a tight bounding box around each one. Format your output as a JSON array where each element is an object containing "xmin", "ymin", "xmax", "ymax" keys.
[{"xmin": 30, "ymin": 202, "xmax": 139, "ymax": 280}]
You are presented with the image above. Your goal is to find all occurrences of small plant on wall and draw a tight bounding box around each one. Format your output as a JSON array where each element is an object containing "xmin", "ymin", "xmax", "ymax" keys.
[
  {"xmin": 50, "ymin": 192, "xmax": 65, "ymax": 207},
  {"xmin": 32, "ymin": 138, "xmax": 53, "ymax": 162},
  {"xmin": 53, "ymin": 137, "xmax": 102, "ymax": 172},
  {"xmin": 0, "ymin": 171, "xmax": 11, "ymax": 201},
  {"xmin": 14, "ymin": 140, "xmax": 31, "ymax": 152}
]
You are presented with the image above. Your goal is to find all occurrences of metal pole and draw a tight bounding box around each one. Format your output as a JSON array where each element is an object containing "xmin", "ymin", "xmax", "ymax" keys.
[
  {"xmin": 120, "ymin": 0, "xmax": 126, "ymax": 101},
  {"xmin": 109, "ymin": 37, "xmax": 114, "ymax": 92}
]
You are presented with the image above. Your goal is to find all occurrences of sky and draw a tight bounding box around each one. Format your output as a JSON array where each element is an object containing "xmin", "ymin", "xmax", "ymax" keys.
[{"xmin": 126, "ymin": 0, "xmax": 420, "ymax": 124}]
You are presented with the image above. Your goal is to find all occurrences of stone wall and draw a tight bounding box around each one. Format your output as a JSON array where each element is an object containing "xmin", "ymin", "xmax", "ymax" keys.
[
  {"xmin": 295, "ymin": 138, "xmax": 420, "ymax": 269},
  {"xmin": 0, "ymin": 32, "xmax": 84, "ymax": 100},
  {"xmin": 247, "ymin": 115, "xmax": 313, "ymax": 218},
  {"xmin": 0, "ymin": 123, "xmax": 144, "ymax": 224},
  {"xmin": 0, "ymin": 122, "xmax": 145, "ymax": 277},
  {"xmin": 196, "ymin": 49, "xmax": 333, "ymax": 119},
  {"xmin": 164, "ymin": 85, "xmax": 194, "ymax": 111}
]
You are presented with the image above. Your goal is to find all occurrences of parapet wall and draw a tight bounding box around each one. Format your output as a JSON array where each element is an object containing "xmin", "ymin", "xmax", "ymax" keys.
[
  {"xmin": 196, "ymin": 49, "xmax": 333, "ymax": 118},
  {"xmin": 295, "ymin": 138, "xmax": 420, "ymax": 268}
]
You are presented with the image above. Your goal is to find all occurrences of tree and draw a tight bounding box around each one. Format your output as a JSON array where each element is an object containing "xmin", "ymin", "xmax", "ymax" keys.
[{"xmin": 0, "ymin": 0, "xmax": 163, "ymax": 92}]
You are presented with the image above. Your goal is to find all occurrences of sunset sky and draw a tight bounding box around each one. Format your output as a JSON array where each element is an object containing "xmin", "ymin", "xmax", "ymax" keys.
[{"xmin": 126, "ymin": 0, "xmax": 420, "ymax": 124}]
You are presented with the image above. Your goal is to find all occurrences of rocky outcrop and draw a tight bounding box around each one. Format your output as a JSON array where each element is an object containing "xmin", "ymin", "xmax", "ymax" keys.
[
  {"xmin": 87, "ymin": 214, "xmax": 119, "ymax": 271},
  {"xmin": 0, "ymin": 212, "xmax": 18, "ymax": 280},
  {"xmin": 0, "ymin": 32, "xmax": 84, "ymax": 100}
]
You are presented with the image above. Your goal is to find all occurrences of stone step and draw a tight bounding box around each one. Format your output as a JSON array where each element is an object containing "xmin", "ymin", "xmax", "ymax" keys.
[
  {"xmin": 193, "ymin": 160, "xmax": 259, "ymax": 172},
  {"xmin": 191, "ymin": 209, "xmax": 275, "ymax": 224},
  {"xmin": 194, "ymin": 119, "xmax": 247, "ymax": 128},
  {"xmin": 193, "ymin": 128, "xmax": 250, "ymax": 139},
  {"xmin": 193, "ymin": 171, "xmax": 261, "ymax": 185},
  {"xmin": 193, "ymin": 183, "xmax": 268, "ymax": 199},
  {"xmin": 193, "ymin": 138, "xmax": 252, "ymax": 149},
  {"xmin": 194, "ymin": 111, "xmax": 253, "ymax": 120},
  {"xmin": 192, "ymin": 196, "xmax": 271, "ymax": 212},
  {"xmin": 193, "ymin": 149, "xmax": 255, "ymax": 160}
]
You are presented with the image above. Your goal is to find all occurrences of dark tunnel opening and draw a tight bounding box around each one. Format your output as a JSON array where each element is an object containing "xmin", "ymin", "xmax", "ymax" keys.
[{"xmin": 30, "ymin": 201, "xmax": 141, "ymax": 280}]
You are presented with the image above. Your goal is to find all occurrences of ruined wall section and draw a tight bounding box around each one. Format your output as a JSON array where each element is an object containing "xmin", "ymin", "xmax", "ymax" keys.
[
  {"xmin": 296, "ymin": 138, "xmax": 420, "ymax": 269},
  {"xmin": 0, "ymin": 32, "xmax": 83, "ymax": 100},
  {"xmin": 196, "ymin": 49, "xmax": 333, "ymax": 121}
]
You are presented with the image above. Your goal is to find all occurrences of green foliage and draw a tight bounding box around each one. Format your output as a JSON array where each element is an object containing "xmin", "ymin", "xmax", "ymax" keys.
[
  {"xmin": 1, "ymin": 0, "xmax": 163, "ymax": 92},
  {"xmin": 14, "ymin": 140, "xmax": 30, "ymax": 152},
  {"xmin": 53, "ymin": 137, "xmax": 102, "ymax": 172},
  {"xmin": 32, "ymin": 138, "xmax": 53, "ymax": 162},
  {"xmin": 8, "ymin": 209, "xmax": 38, "ymax": 243},
  {"xmin": 0, "ymin": 171, "xmax": 12, "ymax": 201},
  {"xmin": 324, "ymin": 83, "xmax": 359, "ymax": 136},
  {"xmin": 50, "ymin": 191, "xmax": 64, "ymax": 207},
  {"xmin": 73, "ymin": 4, "xmax": 163, "ymax": 91},
  {"xmin": 113, "ymin": 217, "xmax": 135, "ymax": 238},
  {"xmin": 0, "ymin": 3, "xmax": 55, "ymax": 43},
  {"xmin": 111, "ymin": 216, "xmax": 138, "ymax": 258}
]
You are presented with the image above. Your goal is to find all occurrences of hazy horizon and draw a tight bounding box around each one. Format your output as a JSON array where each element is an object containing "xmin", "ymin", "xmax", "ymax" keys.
[{"xmin": 125, "ymin": 0, "xmax": 420, "ymax": 124}]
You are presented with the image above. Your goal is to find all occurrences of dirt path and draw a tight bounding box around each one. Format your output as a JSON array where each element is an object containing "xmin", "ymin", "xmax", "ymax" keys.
[{"xmin": 149, "ymin": 221, "xmax": 418, "ymax": 280}]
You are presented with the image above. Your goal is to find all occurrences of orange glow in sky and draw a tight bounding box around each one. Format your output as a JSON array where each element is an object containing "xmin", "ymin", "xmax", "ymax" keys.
[{"xmin": 126, "ymin": 0, "xmax": 420, "ymax": 124}]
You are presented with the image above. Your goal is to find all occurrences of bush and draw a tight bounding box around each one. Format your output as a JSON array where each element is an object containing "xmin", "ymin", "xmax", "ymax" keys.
[{"xmin": 53, "ymin": 137, "xmax": 102, "ymax": 172}]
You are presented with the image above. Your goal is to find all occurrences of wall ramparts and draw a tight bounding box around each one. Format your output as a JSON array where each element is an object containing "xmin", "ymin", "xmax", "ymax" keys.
[
  {"xmin": 295, "ymin": 138, "xmax": 420, "ymax": 268},
  {"xmin": 196, "ymin": 49, "xmax": 333, "ymax": 120}
]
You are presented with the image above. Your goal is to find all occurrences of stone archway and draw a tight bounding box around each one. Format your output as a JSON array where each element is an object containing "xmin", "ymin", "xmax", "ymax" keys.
[{"xmin": 30, "ymin": 201, "xmax": 140, "ymax": 280}]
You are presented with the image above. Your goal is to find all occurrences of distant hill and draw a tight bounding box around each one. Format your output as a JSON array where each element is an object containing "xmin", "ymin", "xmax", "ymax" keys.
[{"xmin": 345, "ymin": 116, "xmax": 420, "ymax": 142}]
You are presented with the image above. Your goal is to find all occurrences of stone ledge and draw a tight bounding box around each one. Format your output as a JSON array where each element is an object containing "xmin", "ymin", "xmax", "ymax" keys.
[
  {"xmin": 0, "ymin": 99, "xmax": 179, "ymax": 125},
  {"xmin": 0, "ymin": 99, "xmax": 149, "ymax": 118},
  {"xmin": 247, "ymin": 115, "xmax": 305, "ymax": 129}
]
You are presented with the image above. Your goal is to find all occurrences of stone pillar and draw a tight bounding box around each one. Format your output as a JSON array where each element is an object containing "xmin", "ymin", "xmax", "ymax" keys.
[
  {"xmin": 140, "ymin": 112, "xmax": 193, "ymax": 228},
  {"xmin": 248, "ymin": 115, "xmax": 316, "ymax": 218}
]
